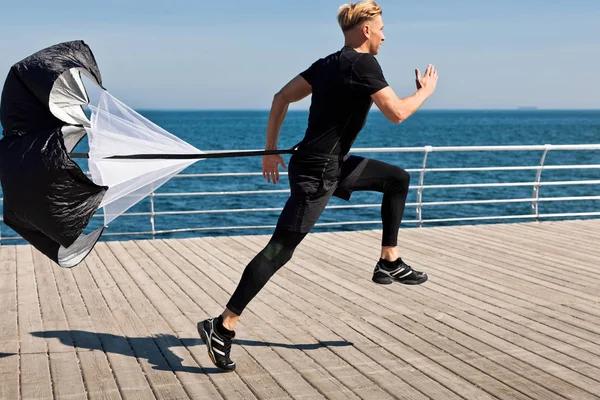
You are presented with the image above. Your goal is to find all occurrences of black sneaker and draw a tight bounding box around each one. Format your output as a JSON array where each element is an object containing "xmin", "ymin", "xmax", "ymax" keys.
[
  {"xmin": 372, "ymin": 258, "xmax": 428, "ymax": 285},
  {"xmin": 198, "ymin": 317, "xmax": 236, "ymax": 372}
]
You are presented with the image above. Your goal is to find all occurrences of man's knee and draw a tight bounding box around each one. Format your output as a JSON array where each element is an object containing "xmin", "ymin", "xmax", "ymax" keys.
[
  {"xmin": 262, "ymin": 241, "xmax": 294, "ymax": 265},
  {"xmin": 387, "ymin": 166, "xmax": 410, "ymax": 193}
]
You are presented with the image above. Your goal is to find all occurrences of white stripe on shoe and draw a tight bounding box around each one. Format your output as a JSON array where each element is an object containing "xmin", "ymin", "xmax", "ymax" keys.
[
  {"xmin": 212, "ymin": 335, "xmax": 224, "ymax": 346},
  {"xmin": 397, "ymin": 270, "xmax": 412, "ymax": 279},
  {"xmin": 214, "ymin": 348, "xmax": 226, "ymax": 356},
  {"xmin": 389, "ymin": 267, "xmax": 407, "ymax": 277}
]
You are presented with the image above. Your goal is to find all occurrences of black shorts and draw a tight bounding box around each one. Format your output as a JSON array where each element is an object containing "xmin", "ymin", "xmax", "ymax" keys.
[{"xmin": 276, "ymin": 153, "xmax": 368, "ymax": 233}]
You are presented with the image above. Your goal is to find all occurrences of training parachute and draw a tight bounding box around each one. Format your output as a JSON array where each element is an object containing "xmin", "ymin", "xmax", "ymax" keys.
[
  {"xmin": 0, "ymin": 41, "xmax": 107, "ymax": 267},
  {"xmin": 0, "ymin": 41, "xmax": 294, "ymax": 268}
]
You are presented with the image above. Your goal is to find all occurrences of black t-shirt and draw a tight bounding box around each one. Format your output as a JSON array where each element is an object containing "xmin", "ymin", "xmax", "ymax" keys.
[{"xmin": 298, "ymin": 46, "xmax": 389, "ymax": 157}]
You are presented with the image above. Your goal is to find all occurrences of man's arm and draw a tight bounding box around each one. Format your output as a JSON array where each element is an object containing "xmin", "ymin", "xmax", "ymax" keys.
[
  {"xmin": 262, "ymin": 75, "xmax": 312, "ymax": 184},
  {"xmin": 265, "ymin": 75, "xmax": 312, "ymax": 150},
  {"xmin": 372, "ymin": 64, "xmax": 438, "ymax": 124}
]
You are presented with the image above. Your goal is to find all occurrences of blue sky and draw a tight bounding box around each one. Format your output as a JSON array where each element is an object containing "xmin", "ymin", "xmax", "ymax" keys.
[{"xmin": 1, "ymin": 0, "xmax": 599, "ymax": 110}]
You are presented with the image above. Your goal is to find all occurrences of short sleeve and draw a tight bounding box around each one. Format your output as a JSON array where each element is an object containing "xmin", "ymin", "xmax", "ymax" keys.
[
  {"xmin": 300, "ymin": 59, "xmax": 321, "ymax": 86},
  {"xmin": 351, "ymin": 55, "xmax": 389, "ymax": 95}
]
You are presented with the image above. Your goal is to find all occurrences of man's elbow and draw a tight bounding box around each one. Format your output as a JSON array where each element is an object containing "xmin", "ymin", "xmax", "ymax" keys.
[
  {"xmin": 273, "ymin": 90, "xmax": 291, "ymax": 106},
  {"xmin": 391, "ymin": 110, "xmax": 407, "ymax": 124},
  {"xmin": 394, "ymin": 104, "xmax": 416, "ymax": 124}
]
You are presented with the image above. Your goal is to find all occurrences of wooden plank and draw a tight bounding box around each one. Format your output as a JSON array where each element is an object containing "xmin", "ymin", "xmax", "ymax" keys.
[
  {"xmin": 75, "ymin": 252, "xmax": 157, "ymax": 400},
  {"xmin": 225, "ymin": 235, "xmax": 471, "ymax": 400},
  {"xmin": 349, "ymin": 229, "xmax": 600, "ymax": 345},
  {"xmin": 31, "ymin": 248, "xmax": 88, "ymax": 400},
  {"xmin": 136, "ymin": 238, "xmax": 316, "ymax": 400},
  {"xmin": 0, "ymin": 246, "xmax": 19, "ymax": 400},
  {"xmin": 420, "ymin": 311, "xmax": 600, "ymax": 399},
  {"xmin": 141, "ymin": 237, "xmax": 321, "ymax": 400},
  {"xmin": 378, "ymin": 228, "xmax": 600, "ymax": 339},
  {"xmin": 334, "ymin": 229, "xmax": 600, "ymax": 398},
  {"xmin": 434, "ymin": 225, "xmax": 600, "ymax": 290},
  {"xmin": 225, "ymin": 235, "xmax": 414, "ymax": 318},
  {"xmin": 116, "ymin": 240, "xmax": 261, "ymax": 400},
  {"xmin": 222, "ymin": 235, "xmax": 375, "ymax": 318},
  {"xmin": 186, "ymin": 236, "xmax": 450, "ymax": 399},
  {"xmin": 485, "ymin": 223, "xmax": 600, "ymax": 263},
  {"xmin": 11, "ymin": 220, "xmax": 600, "ymax": 399},
  {"xmin": 51, "ymin": 252, "xmax": 122, "ymax": 400},
  {"xmin": 17, "ymin": 245, "xmax": 53, "ymax": 400},
  {"xmin": 280, "ymin": 234, "xmax": 568, "ymax": 399},
  {"xmin": 455, "ymin": 223, "xmax": 600, "ymax": 278},
  {"xmin": 218, "ymin": 236, "xmax": 403, "ymax": 400},
  {"xmin": 158, "ymin": 238, "xmax": 356, "ymax": 400},
  {"xmin": 356, "ymin": 229, "xmax": 596, "ymax": 315},
  {"xmin": 296, "ymin": 233, "xmax": 456, "ymax": 313},
  {"xmin": 194, "ymin": 235, "xmax": 491, "ymax": 400},
  {"xmin": 90, "ymin": 242, "xmax": 192, "ymax": 400},
  {"xmin": 406, "ymin": 227, "xmax": 600, "ymax": 302}
]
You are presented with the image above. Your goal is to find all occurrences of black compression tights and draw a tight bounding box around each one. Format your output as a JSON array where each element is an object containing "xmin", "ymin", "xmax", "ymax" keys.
[
  {"xmin": 226, "ymin": 227, "xmax": 307, "ymax": 315},
  {"xmin": 226, "ymin": 159, "xmax": 410, "ymax": 315},
  {"xmin": 351, "ymin": 158, "xmax": 410, "ymax": 247}
]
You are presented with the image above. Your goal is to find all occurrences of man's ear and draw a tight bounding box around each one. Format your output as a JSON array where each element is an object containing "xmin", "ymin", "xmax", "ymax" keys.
[{"xmin": 363, "ymin": 24, "xmax": 371, "ymax": 38}]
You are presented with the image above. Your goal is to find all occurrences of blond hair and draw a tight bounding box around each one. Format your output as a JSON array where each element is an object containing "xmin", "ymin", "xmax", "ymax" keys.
[{"xmin": 337, "ymin": 1, "xmax": 382, "ymax": 32}]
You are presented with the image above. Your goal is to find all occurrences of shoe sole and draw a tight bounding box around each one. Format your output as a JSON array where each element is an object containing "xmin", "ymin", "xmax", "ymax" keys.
[
  {"xmin": 198, "ymin": 322, "xmax": 235, "ymax": 372},
  {"xmin": 372, "ymin": 275, "xmax": 428, "ymax": 285},
  {"xmin": 372, "ymin": 276, "xmax": 393, "ymax": 284}
]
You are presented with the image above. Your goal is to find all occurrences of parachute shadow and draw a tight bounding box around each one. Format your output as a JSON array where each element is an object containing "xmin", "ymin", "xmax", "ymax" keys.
[
  {"xmin": 31, "ymin": 330, "xmax": 353, "ymax": 373},
  {"xmin": 31, "ymin": 330, "xmax": 218, "ymax": 373}
]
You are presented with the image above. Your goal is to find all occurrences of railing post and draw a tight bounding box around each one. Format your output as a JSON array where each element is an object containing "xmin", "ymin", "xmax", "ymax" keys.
[
  {"xmin": 532, "ymin": 144, "xmax": 551, "ymax": 222},
  {"xmin": 150, "ymin": 191, "xmax": 156, "ymax": 240},
  {"xmin": 416, "ymin": 146, "xmax": 432, "ymax": 228}
]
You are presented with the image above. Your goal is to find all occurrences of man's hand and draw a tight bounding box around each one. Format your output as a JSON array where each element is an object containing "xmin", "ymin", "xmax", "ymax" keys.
[
  {"xmin": 262, "ymin": 154, "xmax": 287, "ymax": 184},
  {"xmin": 415, "ymin": 64, "xmax": 438, "ymax": 95}
]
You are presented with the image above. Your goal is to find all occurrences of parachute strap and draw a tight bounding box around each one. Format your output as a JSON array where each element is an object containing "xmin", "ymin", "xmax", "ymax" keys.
[{"xmin": 69, "ymin": 147, "xmax": 297, "ymax": 160}]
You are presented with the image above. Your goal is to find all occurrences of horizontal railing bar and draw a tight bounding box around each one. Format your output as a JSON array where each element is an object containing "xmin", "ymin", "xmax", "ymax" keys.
[
  {"xmin": 425, "ymin": 195, "xmax": 600, "ymax": 207},
  {"xmin": 539, "ymin": 211, "xmax": 600, "ymax": 218},
  {"xmin": 423, "ymin": 164, "xmax": 600, "ymax": 173},
  {"xmin": 152, "ymin": 203, "xmax": 386, "ymax": 216},
  {"xmin": 173, "ymin": 169, "xmax": 423, "ymax": 178},
  {"xmin": 101, "ymin": 231, "xmax": 154, "ymax": 237},
  {"xmin": 4, "ymin": 193, "xmax": 599, "ymax": 223},
  {"xmin": 169, "ymin": 164, "xmax": 600, "ymax": 179},
  {"xmin": 423, "ymin": 180, "xmax": 600, "ymax": 190},
  {"xmin": 156, "ymin": 189, "xmax": 291, "ymax": 197},
  {"xmin": 349, "ymin": 144, "xmax": 600, "ymax": 153},
  {"xmin": 420, "ymin": 214, "xmax": 537, "ymax": 223},
  {"xmin": 423, "ymin": 198, "xmax": 534, "ymax": 206},
  {"xmin": 147, "ymin": 180, "xmax": 599, "ymax": 197},
  {"xmin": 539, "ymin": 195, "xmax": 600, "ymax": 202}
]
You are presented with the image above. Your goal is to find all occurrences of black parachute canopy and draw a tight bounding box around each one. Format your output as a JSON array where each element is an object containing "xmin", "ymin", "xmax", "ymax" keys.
[{"xmin": 0, "ymin": 41, "xmax": 107, "ymax": 267}]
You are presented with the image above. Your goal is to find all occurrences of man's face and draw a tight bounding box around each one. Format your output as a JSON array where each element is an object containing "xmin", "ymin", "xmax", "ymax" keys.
[{"xmin": 365, "ymin": 15, "xmax": 385, "ymax": 55}]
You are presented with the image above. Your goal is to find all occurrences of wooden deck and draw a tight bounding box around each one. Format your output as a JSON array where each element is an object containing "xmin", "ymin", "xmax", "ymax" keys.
[{"xmin": 1, "ymin": 219, "xmax": 599, "ymax": 400}]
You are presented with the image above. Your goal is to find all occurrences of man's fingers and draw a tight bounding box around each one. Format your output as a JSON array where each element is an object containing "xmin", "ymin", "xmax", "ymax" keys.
[{"xmin": 415, "ymin": 68, "xmax": 421, "ymax": 79}]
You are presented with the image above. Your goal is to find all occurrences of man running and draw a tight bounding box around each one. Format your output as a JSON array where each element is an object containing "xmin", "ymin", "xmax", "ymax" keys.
[{"xmin": 199, "ymin": 0, "xmax": 438, "ymax": 372}]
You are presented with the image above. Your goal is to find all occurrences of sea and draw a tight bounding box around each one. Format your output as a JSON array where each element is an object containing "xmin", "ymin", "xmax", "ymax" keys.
[{"xmin": 1, "ymin": 110, "xmax": 599, "ymax": 243}]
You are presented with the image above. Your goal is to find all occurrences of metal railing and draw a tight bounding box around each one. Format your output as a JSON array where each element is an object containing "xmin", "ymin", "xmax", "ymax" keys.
[{"xmin": 1, "ymin": 144, "xmax": 599, "ymax": 242}]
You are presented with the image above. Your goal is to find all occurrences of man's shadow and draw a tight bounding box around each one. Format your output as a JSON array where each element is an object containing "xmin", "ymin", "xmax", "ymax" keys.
[{"xmin": 30, "ymin": 330, "xmax": 353, "ymax": 374}]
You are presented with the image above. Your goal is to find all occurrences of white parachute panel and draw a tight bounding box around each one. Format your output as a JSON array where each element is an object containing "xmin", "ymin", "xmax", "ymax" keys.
[{"xmin": 86, "ymin": 90, "xmax": 204, "ymax": 226}]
